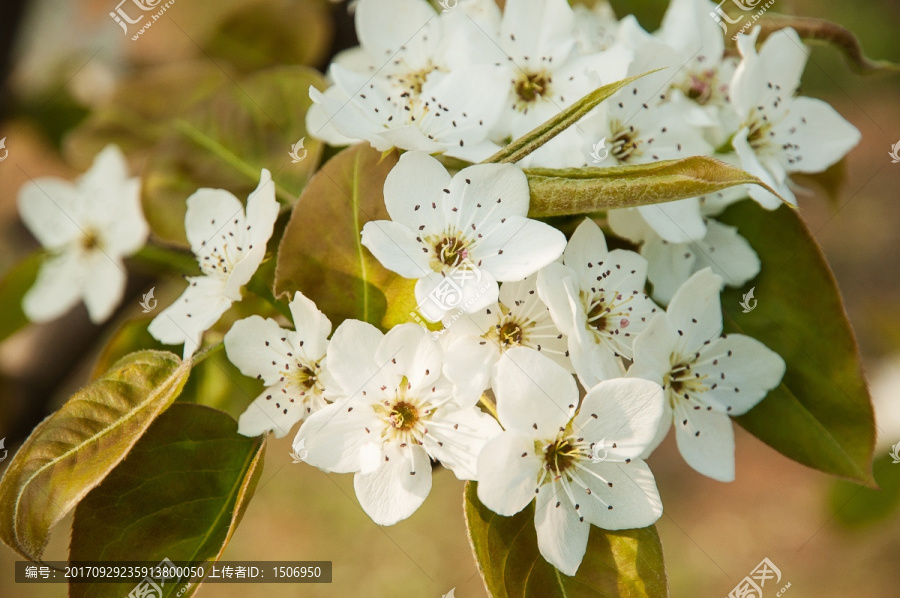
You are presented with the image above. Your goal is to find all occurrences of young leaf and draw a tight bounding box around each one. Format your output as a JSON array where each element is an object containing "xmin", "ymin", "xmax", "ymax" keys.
[
  {"xmin": 0, "ymin": 351, "xmax": 192, "ymax": 561},
  {"xmin": 274, "ymin": 143, "xmax": 401, "ymax": 328},
  {"xmin": 464, "ymin": 482, "xmax": 668, "ymax": 598},
  {"xmin": 753, "ymin": 15, "xmax": 900, "ymax": 74},
  {"xmin": 142, "ymin": 66, "xmax": 327, "ymax": 244},
  {"xmin": 69, "ymin": 404, "xmax": 266, "ymax": 598},
  {"xmin": 524, "ymin": 157, "xmax": 782, "ymax": 217},
  {"xmin": 718, "ymin": 202, "xmax": 876, "ymax": 484},
  {"xmin": 0, "ymin": 251, "xmax": 44, "ymax": 343},
  {"xmin": 484, "ymin": 71, "xmax": 656, "ymax": 164}
]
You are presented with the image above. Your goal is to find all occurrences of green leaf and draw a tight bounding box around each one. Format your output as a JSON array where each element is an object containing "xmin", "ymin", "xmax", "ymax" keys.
[
  {"xmin": 524, "ymin": 157, "xmax": 782, "ymax": 218},
  {"xmin": 63, "ymin": 61, "xmax": 231, "ymax": 167},
  {"xmin": 829, "ymin": 453, "xmax": 900, "ymax": 528},
  {"xmin": 143, "ymin": 66, "xmax": 327, "ymax": 244},
  {"xmin": 484, "ymin": 71, "xmax": 657, "ymax": 164},
  {"xmin": 274, "ymin": 143, "xmax": 402, "ymax": 328},
  {"xmin": 464, "ymin": 482, "xmax": 668, "ymax": 598},
  {"xmin": 754, "ymin": 15, "xmax": 900, "ymax": 74},
  {"xmin": 0, "ymin": 351, "xmax": 192, "ymax": 561},
  {"xmin": 69, "ymin": 403, "xmax": 266, "ymax": 598},
  {"xmin": 202, "ymin": 0, "xmax": 334, "ymax": 73},
  {"xmin": 0, "ymin": 252, "xmax": 44, "ymax": 343},
  {"xmin": 718, "ymin": 202, "xmax": 876, "ymax": 484}
]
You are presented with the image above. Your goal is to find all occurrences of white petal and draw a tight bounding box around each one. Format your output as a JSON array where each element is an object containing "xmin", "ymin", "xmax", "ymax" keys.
[
  {"xmin": 693, "ymin": 219, "xmax": 760, "ymax": 289},
  {"xmin": 414, "ymin": 270, "xmax": 499, "ymax": 321},
  {"xmin": 353, "ymin": 444, "xmax": 433, "ymax": 525},
  {"xmin": 376, "ymin": 323, "xmax": 443, "ymax": 392},
  {"xmin": 643, "ymin": 235, "xmax": 696, "ymax": 305},
  {"xmin": 326, "ymin": 319, "xmax": 385, "ymax": 398},
  {"xmin": 673, "ymin": 402, "xmax": 735, "ymax": 482},
  {"xmin": 607, "ymin": 208, "xmax": 650, "ymax": 245},
  {"xmin": 563, "ymin": 219, "xmax": 608, "ymax": 283},
  {"xmin": 184, "ymin": 188, "xmax": 245, "ymax": 256},
  {"xmin": 534, "ymin": 482, "xmax": 589, "ymax": 576},
  {"xmin": 446, "ymin": 162, "xmax": 530, "ymax": 225},
  {"xmin": 355, "ymin": 0, "xmax": 437, "ymax": 70},
  {"xmin": 628, "ymin": 313, "xmax": 679, "ymax": 385},
  {"xmin": 80, "ymin": 252, "xmax": 127, "ymax": 324},
  {"xmin": 306, "ymin": 88, "xmax": 358, "ymax": 146},
  {"xmin": 443, "ymin": 335, "xmax": 496, "ymax": 407},
  {"xmin": 475, "ymin": 216, "xmax": 567, "ymax": 281},
  {"xmin": 494, "ymin": 347, "xmax": 578, "ymax": 437},
  {"xmin": 574, "ymin": 378, "xmax": 665, "ymax": 460},
  {"xmin": 732, "ymin": 127, "xmax": 792, "ymax": 209},
  {"xmin": 17, "ymin": 179, "xmax": 84, "ymax": 250},
  {"xmin": 772, "ymin": 97, "xmax": 861, "ymax": 174},
  {"xmin": 476, "ymin": 431, "xmax": 542, "ymax": 516},
  {"xmin": 536, "ymin": 262, "xmax": 580, "ymax": 337},
  {"xmin": 575, "ymin": 460, "xmax": 663, "ymax": 530},
  {"xmin": 245, "ymin": 169, "xmax": 280, "ymax": 247},
  {"xmin": 147, "ymin": 276, "xmax": 232, "ymax": 358},
  {"xmin": 666, "ymin": 268, "xmax": 724, "ymax": 355},
  {"xmin": 383, "ymin": 152, "xmax": 451, "ymax": 231},
  {"xmin": 295, "ymin": 401, "xmax": 381, "ymax": 473},
  {"xmin": 568, "ymin": 335, "xmax": 624, "ymax": 389},
  {"xmin": 238, "ymin": 382, "xmax": 324, "ymax": 439},
  {"xmin": 288, "ymin": 291, "xmax": 332, "ymax": 360},
  {"xmin": 360, "ymin": 220, "xmax": 431, "ymax": 279},
  {"xmin": 427, "ymin": 406, "xmax": 502, "ymax": 480},
  {"xmin": 636, "ymin": 198, "xmax": 707, "ymax": 244},
  {"xmin": 694, "ymin": 334, "xmax": 785, "ymax": 415},
  {"xmin": 22, "ymin": 253, "xmax": 83, "ymax": 322},
  {"xmin": 224, "ymin": 315, "xmax": 291, "ymax": 385},
  {"xmin": 501, "ymin": 0, "xmax": 575, "ymax": 65}
]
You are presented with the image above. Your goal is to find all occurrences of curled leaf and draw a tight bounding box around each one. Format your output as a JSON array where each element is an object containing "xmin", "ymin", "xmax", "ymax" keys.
[{"xmin": 525, "ymin": 156, "xmax": 783, "ymax": 217}]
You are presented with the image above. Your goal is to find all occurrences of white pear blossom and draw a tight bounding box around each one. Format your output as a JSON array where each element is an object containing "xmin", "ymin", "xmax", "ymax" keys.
[
  {"xmin": 572, "ymin": 1, "xmax": 620, "ymax": 55},
  {"xmin": 580, "ymin": 57, "xmax": 714, "ymax": 242},
  {"xmin": 628, "ymin": 268, "xmax": 786, "ymax": 481},
  {"xmin": 17, "ymin": 144, "xmax": 148, "ymax": 324},
  {"xmin": 609, "ymin": 189, "xmax": 759, "ymax": 304},
  {"xmin": 477, "ymin": 347, "xmax": 665, "ymax": 575},
  {"xmin": 729, "ymin": 27, "xmax": 861, "ymax": 207},
  {"xmin": 305, "ymin": 0, "xmax": 508, "ymax": 161},
  {"xmin": 361, "ymin": 152, "xmax": 566, "ymax": 321},
  {"xmin": 294, "ymin": 321, "xmax": 501, "ymax": 526},
  {"xmin": 442, "ymin": 274, "xmax": 571, "ymax": 404},
  {"xmin": 148, "ymin": 170, "xmax": 280, "ymax": 358},
  {"xmin": 483, "ymin": 0, "xmax": 633, "ymax": 167},
  {"xmin": 537, "ymin": 219, "xmax": 659, "ymax": 387},
  {"xmin": 619, "ymin": 0, "xmax": 740, "ymax": 143},
  {"xmin": 225, "ymin": 292, "xmax": 333, "ymax": 439}
]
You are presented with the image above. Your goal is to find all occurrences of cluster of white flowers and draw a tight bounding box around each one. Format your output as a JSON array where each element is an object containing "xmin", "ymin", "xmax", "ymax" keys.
[
  {"xmin": 14, "ymin": 0, "xmax": 862, "ymax": 579},
  {"xmin": 308, "ymin": 0, "xmax": 860, "ymax": 300}
]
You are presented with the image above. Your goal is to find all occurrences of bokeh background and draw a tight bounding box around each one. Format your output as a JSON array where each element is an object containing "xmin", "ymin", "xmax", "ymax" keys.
[{"xmin": 0, "ymin": 0, "xmax": 899, "ymax": 596}]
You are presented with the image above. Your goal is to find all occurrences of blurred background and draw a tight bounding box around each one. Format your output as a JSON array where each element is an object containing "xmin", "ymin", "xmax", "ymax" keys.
[{"xmin": 0, "ymin": 0, "xmax": 898, "ymax": 596}]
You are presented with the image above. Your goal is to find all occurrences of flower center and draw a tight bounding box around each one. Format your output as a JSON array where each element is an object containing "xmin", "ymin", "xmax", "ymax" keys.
[
  {"xmin": 680, "ymin": 70, "xmax": 718, "ymax": 104},
  {"xmin": 497, "ymin": 320, "xmax": 524, "ymax": 347},
  {"xmin": 609, "ymin": 120, "xmax": 643, "ymax": 162},
  {"xmin": 431, "ymin": 235, "xmax": 469, "ymax": 271},
  {"xmin": 542, "ymin": 436, "xmax": 582, "ymax": 477},
  {"xmin": 664, "ymin": 360, "xmax": 709, "ymax": 403},
  {"xmin": 514, "ymin": 71, "xmax": 551, "ymax": 108},
  {"xmin": 80, "ymin": 230, "xmax": 101, "ymax": 251},
  {"xmin": 287, "ymin": 363, "xmax": 319, "ymax": 393},
  {"xmin": 389, "ymin": 401, "xmax": 420, "ymax": 432}
]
